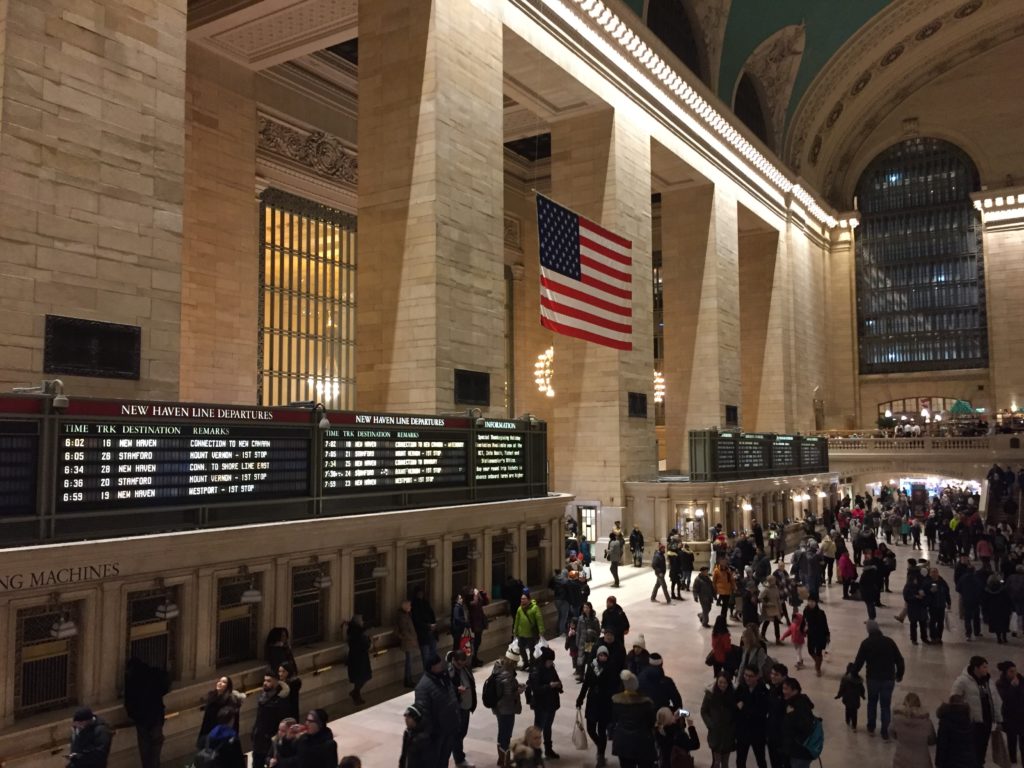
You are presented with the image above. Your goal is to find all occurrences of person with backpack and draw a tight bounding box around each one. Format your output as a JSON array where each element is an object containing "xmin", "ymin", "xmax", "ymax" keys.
[
  {"xmin": 780, "ymin": 678, "xmax": 820, "ymax": 768},
  {"xmin": 192, "ymin": 707, "xmax": 245, "ymax": 768},
  {"xmin": 513, "ymin": 590, "xmax": 545, "ymax": 671},
  {"xmin": 488, "ymin": 645, "xmax": 526, "ymax": 768}
]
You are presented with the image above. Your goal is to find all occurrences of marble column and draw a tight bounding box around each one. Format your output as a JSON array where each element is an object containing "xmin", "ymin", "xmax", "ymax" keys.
[
  {"xmin": 356, "ymin": 0, "xmax": 507, "ymax": 413},
  {"xmin": 661, "ymin": 185, "xmax": 741, "ymax": 472},
  {"xmin": 547, "ymin": 109, "xmax": 656, "ymax": 507}
]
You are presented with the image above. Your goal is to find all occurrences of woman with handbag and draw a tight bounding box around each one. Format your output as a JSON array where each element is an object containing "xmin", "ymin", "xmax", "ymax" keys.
[
  {"xmin": 700, "ymin": 674, "xmax": 737, "ymax": 768},
  {"xmin": 654, "ymin": 707, "xmax": 700, "ymax": 768}
]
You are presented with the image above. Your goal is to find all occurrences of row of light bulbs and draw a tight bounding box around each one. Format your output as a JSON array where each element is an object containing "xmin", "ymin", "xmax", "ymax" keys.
[
  {"xmin": 570, "ymin": 0, "xmax": 839, "ymax": 229},
  {"xmin": 535, "ymin": 351, "xmax": 666, "ymax": 403}
]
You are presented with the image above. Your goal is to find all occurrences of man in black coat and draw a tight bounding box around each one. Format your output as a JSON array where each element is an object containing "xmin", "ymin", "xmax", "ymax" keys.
[
  {"xmin": 411, "ymin": 587, "xmax": 438, "ymax": 672},
  {"xmin": 448, "ymin": 650, "xmax": 477, "ymax": 768},
  {"xmin": 414, "ymin": 654, "xmax": 461, "ymax": 768},
  {"xmin": 859, "ymin": 555, "xmax": 883, "ymax": 620},
  {"xmin": 735, "ymin": 666, "xmax": 770, "ymax": 768},
  {"xmin": 68, "ymin": 708, "xmax": 113, "ymax": 768},
  {"xmin": 851, "ymin": 620, "xmax": 905, "ymax": 740},
  {"xmin": 124, "ymin": 657, "xmax": 170, "ymax": 768},
  {"xmin": 252, "ymin": 672, "xmax": 291, "ymax": 768},
  {"xmin": 764, "ymin": 664, "xmax": 789, "ymax": 768},
  {"xmin": 601, "ymin": 596, "xmax": 630, "ymax": 640},
  {"xmin": 637, "ymin": 653, "xmax": 682, "ymax": 711}
]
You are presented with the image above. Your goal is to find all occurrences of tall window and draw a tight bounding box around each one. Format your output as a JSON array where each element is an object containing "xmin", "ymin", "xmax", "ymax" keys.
[
  {"xmin": 646, "ymin": 0, "xmax": 705, "ymax": 81},
  {"xmin": 291, "ymin": 564, "xmax": 328, "ymax": 646},
  {"xmin": 15, "ymin": 604, "xmax": 79, "ymax": 718},
  {"xmin": 216, "ymin": 574, "xmax": 260, "ymax": 666},
  {"xmin": 526, "ymin": 529, "xmax": 545, "ymax": 588},
  {"xmin": 127, "ymin": 588, "xmax": 179, "ymax": 678},
  {"xmin": 734, "ymin": 73, "xmax": 771, "ymax": 149},
  {"xmin": 259, "ymin": 188, "xmax": 356, "ymax": 409},
  {"xmin": 353, "ymin": 555, "xmax": 382, "ymax": 628},
  {"xmin": 406, "ymin": 547, "xmax": 430, "ymax": 601},
  {"xmin": 451, "ymin": 543, "xmax": 471, "ymax": 598},
  {"xmin": 491, "ymin": 535, "xmax": 508, "ymax": 597},
  {"xmin": 855, "ymin": 138, "xmax": 987, "ymax": 373}
]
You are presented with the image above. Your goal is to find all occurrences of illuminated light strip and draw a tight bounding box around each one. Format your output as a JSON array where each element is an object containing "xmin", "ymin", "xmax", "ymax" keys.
[
  {"xmin": 550, "ymin": 0, "xmax": 839, "ymax": 228},
  {"xmin": 983, "ymin": 207, "xmax": 1024, "ymax": 223}
]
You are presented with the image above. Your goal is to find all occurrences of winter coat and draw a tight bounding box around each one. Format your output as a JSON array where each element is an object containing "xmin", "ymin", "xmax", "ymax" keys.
[
  {"xmin": 734, "ymin": 681, "xmax": 770, "ymax": 737},
  {"xmin": 820, "ymin": 537, "xmax": 837, "ymax": 559},
  {"xmin": 951, "ymin": 667, "xmax": 1003, "ymax": 725},
  {"xmin": 414, "ymin": 669, "xmax": 461, "ymax": 737},
  {"xmin": 626, "ymin": 648, "xmax": 650, "ymax": 676},
  {"xmin": 956, "ymin": 569, "xmax": 985, "ymax": 606},
  {"xmin": 781, "ymin": 613, "xmax": 806, "ymax": 646},
  {"xmin": 277, "ymin": 727, "xmax": 338, "ymax": 768},
  {"xmin": 859, "ymin": 563, "xmax": 882, "ymax": 602},
  {"xmin": 903, "ymin": 576, "xmax": 930, "ymax": 622},
  {"xmin": 700, "ymin": 685, "xmax": 738, "ymax": 754},
  {"xmin": 68, "ymin": 717, "xmax": 113, "ymax": 768},
  {"xmin": 651, "ymin": 549, "xmax": 667, "ymax": 575},
  {"xmin": 781, "ymin": 693, "xmax": 816, "ymax": 761},
  {"xmin": 449, "ymin": 661, "xmax": 478, "ymax": 712},
  {"xmin": 124, "ymin": 659, "xmax": 170, "ymax": 728},
  {"xmin": 508, "ymin": 741, "xmax": 544, "ymax": 768},
  {"xmin": 926, "ymin": 577, "xmax": 952, "ymax": 613},
  {"xmin": 398, "ymin": 722, "xmax": 432, "ymax": 768},
  {"xmin": 837, "ymin": 553, "xmax": 857, "ymax": 581},
  {"xmin": 766, "ymin": 685, "xmax": 787, "ymax": 750},
  {"xmin": 802, "ymin": 605, "xmax": 830, "ymax": 650},
  {"xmin": 450, "ymin": 601, "xmax": 468, "ymax": 638},
  {"xmin": 997, "ymin": 673, "xmax": 1024, "ymax": 730},
  {"xmin": 655, "ymin": 724, "xmax": 700, "ymax": 768},
  {"xmin": 853, "ymin": 630, "xmax": 905, "ymax": 682},
  {"xmin": 983, "ymin": 583, "xmax": 1013, "ymax": 633},
  {"xmin": 468, "ymin": 591, "xmax": 490, "ymax": 633},
  {"xmin": 601, "ymin": 604, "xmax": 630, "ymax": 639},
  {"xmin": 201, "ymin": 725, "xmax": 245, "ymax": 768},
  {"xmin": 490, "ymin": 661, "xmax": 523, "ymax": 716},
  {"xmin": 693, "ymin": 573, "xmax": 715, "ymax": 610},
  {"xmin": 513, "ymin": 599, "xmax": 544, "ymax": 639},
  {"xmin": 527, "ymin": 663, "xmax": 561, "ymax": 712},
  {"xmin": 346, "ymin": 624, "xmax": 372, "ymax": 685},
  {"xmin": 577, "ymin": 660, "xmax": 619, "ymax": 723},
  {"xmin": 759, "ymin": 583, "xmax": 782, "ymax": 620},
  {"xmin": 679, "ymin": 549, "xmax": 696, "ymax": 572},
  {"xmin": 396, "ymin": 610, "xmax": 419, "ymax": 652},
  {"xmin": 576, "ymin": 612, "xmax": 602, "ymax": 659},
  {"xmin": 835, "ymin": 673, "xmax": 865, "ymax": 709},
  {"xmin": 283, "ymin": 675, "xmax": 302, "ymax": 721},
  {"xmin": 411, "ymin": 597, "xmax": 437, "ymax": 644},
  {"xmin": 610, "ymin": 691, "xmax": 658, "ymax": 761},
  {"xmin": 935, "ymin": 701, "xmax": 978, "ymax": 768},
  {"xmin": 738, "ymin": 641, "xmax": 768, "ymax": 680},
  {"xmin": 607, "ymin": 538, "xmax": 624, "ymax": 564},
  {"xmin": 198, "ymin": 689, "xmax": 246, "ymax": 746},
  {"xmin": 891, "ymin": 709, "xmax": 936, "ymax": 768},
  {"xmin": 713, "ymin": 566, "xmax": 736, "ymax": 596},
  {"xmin": 252, "ymin": 682, "xmax": 291, "ymax": 754},
  {"xmin": 637, "ymin": 665, "xmax": 682, "ymax": 712}
]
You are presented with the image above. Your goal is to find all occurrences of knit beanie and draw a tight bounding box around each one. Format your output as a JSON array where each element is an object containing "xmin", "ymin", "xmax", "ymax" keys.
[{"xmin": 620, "ymin": 670, "xmax": 639, "ymax": 692}]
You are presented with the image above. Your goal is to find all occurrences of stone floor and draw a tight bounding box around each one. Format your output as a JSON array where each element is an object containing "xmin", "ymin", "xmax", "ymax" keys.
[{"xmin": 326, "ymin": 547, "xmax": 1017, "ymax": 767}]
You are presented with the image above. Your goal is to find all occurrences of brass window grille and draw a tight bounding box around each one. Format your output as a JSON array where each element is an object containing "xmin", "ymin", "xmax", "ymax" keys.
[
  {"xmin": 352, "ymin": 555, "xmax": 383, "ymax": 628},
  {"xmin": 526, "ymin": 529, "xmax": 544, "ymax": 588},
  {"xmin": 451, "ymin": 544, "xmax": 471, "ymax": 597},
  {"xmin": 406, "ymin": 547, "xmax": 430, "ymax": 603},
  {"xmin": 291, "ymin": 565, "xmax": 327, "ymax": 646},
  {"xmin": 127, "ymin": 588, "xmax": 178, "ymax": 678},
  {"xmin": 15, "ymin": 604, "xmax": 78, "ymax": 718},
  {"xmin": 216, "ymin": 575, "xmax": 260, "ymax": 667}
]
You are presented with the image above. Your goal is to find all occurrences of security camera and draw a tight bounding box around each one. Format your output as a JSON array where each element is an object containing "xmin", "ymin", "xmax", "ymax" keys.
[{"xmin": 52, "ymin": 393, "xmax": 69, "ymax": 409}]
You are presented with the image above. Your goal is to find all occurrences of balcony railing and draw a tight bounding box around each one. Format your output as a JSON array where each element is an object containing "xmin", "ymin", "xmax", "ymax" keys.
[{"xmin": 827, "ymin": 436, "xmax": 997, "ymax": 452}]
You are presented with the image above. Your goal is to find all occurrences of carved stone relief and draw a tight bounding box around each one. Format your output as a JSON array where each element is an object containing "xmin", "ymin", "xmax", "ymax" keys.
[
  {"xmin": 689, "ymin": 0, "xmax": 732, "ymax": 92},
  {"xmin": 257, "ymin": 114, "xmax": 357, "ymax": 185},
  {"xmin": 741, "ymin": 24, "xmax": 806, "ymax": 152}
]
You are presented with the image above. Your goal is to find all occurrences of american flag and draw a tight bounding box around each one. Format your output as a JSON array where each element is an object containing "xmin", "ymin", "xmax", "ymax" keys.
[{"xmin": 536, "ymin": 194, "xmax": 633, "ymax": 351}]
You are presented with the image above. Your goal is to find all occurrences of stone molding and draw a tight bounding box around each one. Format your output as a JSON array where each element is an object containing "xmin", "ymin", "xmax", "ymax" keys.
[
  {"xmin": 741, "ymin": 24, "xmax": 805, "ymax": 153},
  {"xmin": 504, "ymin": 215, "xmax": 523, "ymax": 252},
  {"xmin": 257, "ymin": 113, "xmax": 357, "ymax": 185}
]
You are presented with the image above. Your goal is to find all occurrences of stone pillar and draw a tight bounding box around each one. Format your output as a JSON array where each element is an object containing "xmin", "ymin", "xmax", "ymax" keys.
[
  {"xmin": 0, "ymin": 0, "xmax": 186, "ymax": 399},
  {"xmin": 984, "ymin": 220, "xmax": 1024, "ymax": 412},
  {"xmin": 826, "ymin": 226, "xmax": 859, "ymax": 428},
  {"xmin": 356, "ymin": 0, "xmax": 506, "ymax": 413},
  {"xmin": 547, "ymin": 109, "xmax": 656, "ymax": 506},
  {"xmin": 662, "ymin": 185, "xmax": 741, "ymax": 472}
]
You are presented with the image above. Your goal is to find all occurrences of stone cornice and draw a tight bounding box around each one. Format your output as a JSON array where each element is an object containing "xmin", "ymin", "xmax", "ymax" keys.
[{"xmin": 256, "ymin": 113, "xmax": 357, "ymax": 185}]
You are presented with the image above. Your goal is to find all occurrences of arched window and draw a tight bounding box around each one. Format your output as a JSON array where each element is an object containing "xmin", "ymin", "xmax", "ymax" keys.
[
  {"xmin": 646, "ymin": 0, "xmax": 704, "ymax": 81},
  {"xmin": 855, "ymin": 138, "xmax": 987, "ymax": 374},
  {"xmin": 733, "ymin": 72, "xmax": 771, "ymax": 149}
]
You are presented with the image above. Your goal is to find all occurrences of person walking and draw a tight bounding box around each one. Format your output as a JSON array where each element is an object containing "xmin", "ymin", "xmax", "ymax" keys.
[
  {"xmin": 701, "ymin": 674, "xmax": 738, "ymax": 768},
  {"xmin": 926, "ymin": 567, "xmax": 952, "ymax": 645},
  {"xmin": 650, "ymin": 543, "xmax": 672, "ymax": 604},
  {"xmin": 707, "ymin": 615, "xmax": 743, "ymax": 680},
  {"xmin": 527, "ymin": 646, "xmax": 562, "ymax": 760},
  {"xmin": 397, "ymin": 600, "xmax": 420, "ymax": 687},
  {"xmin": 345, "ymin": 615, "xmax": 373, "ymax": 706},
  {"xmin": 448, "ymin": 649, "xmax": 478, "ymax": 768},
  {"xmin": 852, "ymin": 620, "xmax": 905, "ymax": 740},
  {"xmin": 252, "ymin": 672, "xmax": 292, "ymax": 768},
  {"xmin": 714, "ymin": 561, "xmax": 737, "ymax": 620},
  {"xmin": 802, "ymin": 598, "xmax": 830, "ymax": 677},
  {"xmin": 629, "ymin": 526, "xmax": 645, "ymax": 567},
  {"xmin": 835, "ymin": 663, "xmax": 865, "ymax": 731},
  {"xmin": 468, "ymin": 587, "xmax": 491, "ymax": 667},
  {"xmin": 576, "ymin": 646, "xmax": 619, "ymax": 768},
  {"xmin": 996, "ymin": 660, "xmax": 1024, "ymax": 765},
  {"xmin": 780, "ymin": 678, "xmax": 817, "ymax": 768},
  {"xmin": 680, "ymin": 545, "xmax": 696, "ymax": 593},
  {"xmin": 735, "ymin": 666, "xmax": 770, "ymax": 768},
  {"xmin": 957, "ymin": 562, "xmax": 986, "ymax": 641},
  {"xmin": 890, "ymin": 692, "xmax": 937, "ymax": 768},
  {"xmin": 415, "ymin": 653, "xmax": 462, "ymax": 768},
  {"xmin": 607, "ymin": 532, "xmax": 624, "ymax": 588},
  {"xmin": 513, "ymin": 590, "xmax": 545, "ymax": 671},
  {"xmin": 68, "ymin": 708, "xmax": 113, "ymax": 768},
  {"xmin": 904, "ymin": 566, "xmax": 931, "ymax": 645},
  {"xmin": 611, "ymin": 670, "xmax": 658, "ymax": 768},
  {"xmin": 765, "ymin": 664, "xmax": 790, "ymax": 768},
  {"xmin": 936, "ymin": 694, "xmax": 976, "ymax": 768},
  {"xmin": 780, "ymin": 610, "xmax": 807, "ymax": 671},
  {"xmin": 491, "ymin": 646, "xmax": 526, "ymax": 768},
  {"xmin": 637, "ymin": 653, "xmax": 683, "ymax": 712},
  {"xmin": 575, "ymin": 601, "xmax": 601, "ymax": 678},
  {"xmin": 838, "ymin": 551, "xmax": 858, "ymax": 600},
  {"xmin": 601, "ymin": 596, "xmax": 630, "ymax": 647},
  {"xmin": 123, "ymin": 657, "xmax": 170, "ymax": 768},
  {"xmin": 859, "ymin": 555, "xmax": 883, "ymax": 620},
  {"xmin": 759, "ymin": 578, "xmax": 784, "ymax": 644},
  {"xmin": 951, "ymin": 656, "xmax": 1003, "ymax": 766},
  {"xmin": 694, "ymin": 566, "xmax": 716, "ymax": 628},
  {"xmin": 983, "ymin": 574, "xmax": 1013, "ymax": 644}
]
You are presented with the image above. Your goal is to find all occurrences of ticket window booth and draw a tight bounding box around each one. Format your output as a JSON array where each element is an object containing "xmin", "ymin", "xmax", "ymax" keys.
[{"xmin": 676, "ymin": 505, "xmax": 707, "ymax": 542}]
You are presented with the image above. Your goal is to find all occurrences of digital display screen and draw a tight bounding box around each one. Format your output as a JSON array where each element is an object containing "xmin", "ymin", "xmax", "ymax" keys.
[
  {"xmin": 800, "ymin": 438, "xmax": 826, "ymax": 468},
  {"xmin": 56, "ymin": 422, "xmax": 310, "ymax": 511},
  {"xmin": 323, "ymin": 427, "xmax": 469, "ymax": 492},
  {"xmin": 737, "ymin": 435, "xmax": 768, "ymax": 470},
  {"xmin": 475, "ymin": 422, "xmax": 527, "ymax": 483},
  {"xmin": 0, "ymin": 421, "xmax": 39, "ymax": 517}
]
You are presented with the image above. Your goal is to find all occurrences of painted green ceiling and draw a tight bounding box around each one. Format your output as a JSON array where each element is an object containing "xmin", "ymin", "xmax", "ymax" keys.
[{"xmin": 718, "ymin": 1, "xmax": 892, "ymax": 120}]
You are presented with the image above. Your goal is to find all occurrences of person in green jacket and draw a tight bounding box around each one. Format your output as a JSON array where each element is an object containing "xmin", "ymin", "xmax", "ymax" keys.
[{"xmin": 513, "ymin": 590, "xmax": 545, "ymax": 670}]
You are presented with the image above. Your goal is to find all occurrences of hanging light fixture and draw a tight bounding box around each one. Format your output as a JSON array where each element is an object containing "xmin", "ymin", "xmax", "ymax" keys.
[
  {"xmin": 653, "ymin": 371, "xmax": 665, "ymax": 404},
  {"xmin": 421, "ymin": 542, "xmax": 439, "ymax": 568},
  {"xmin": 371, "ymin": 562, "xmax": 389, "ymax": 579},
  {"xmin": 50, "ymin": 611, "xmax": 78, "ymax": 640},
  {"xmin": 741, "ymin": 499, "xmax": 753, "ymax": 512},
  {"xmin": 155, "ymin": 596, "xmax": 180, "ymax": 621},
  {"xmin": 313, "ymin": 567, "xmax": 333, "ymax": 590},
  {"xmin": 238, "ymin": 566, "xmax": 262, "ymax": 604},
  {"xmin": 534, "ymin": 347, "xmax": 555, "ymax": 398}
]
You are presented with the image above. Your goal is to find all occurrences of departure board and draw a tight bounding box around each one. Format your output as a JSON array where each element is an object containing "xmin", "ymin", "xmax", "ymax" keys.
[
  {"xmin": 771, "ymin": 436, "xmax": 796, "ymax": 470},
  {"xmin": 0, "ymin": 421, "xmax": 39, "ymax": 517},
  {"xmin": 800, "ymin": 438, "xmax": 827, "ymax": 469},
  {"xmin": 56, "ymin": 422, "xmax": 310, "ymax": 511},
  {"xmin": 715, "ymin": 434, "xmax": 737, "ymax": 471},
  {"xmin": 323, "ymin": 427, "xmax": 469, "ymax": 492},
  {"xmin": 737, "ymin": 435, "xmax": 769, "ymax": 471},
  {"xmin": 475, "ymin": 422, "xmax": 527, "ymax": 482}
]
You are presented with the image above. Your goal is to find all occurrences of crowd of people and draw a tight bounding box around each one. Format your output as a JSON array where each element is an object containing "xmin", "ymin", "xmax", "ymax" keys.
[{"xmin": 65, "ymin": 484, "xmax": 1024, "ymax": 768}]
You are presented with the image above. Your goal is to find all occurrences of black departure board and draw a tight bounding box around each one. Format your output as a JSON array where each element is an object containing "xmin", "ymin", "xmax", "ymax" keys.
[
  {"xmin": 689, "ymin": 429, "xmax": 829, "ymax": 481},
  {"xmin": 0, "ymin": 421, "xmax": 39, "ymax": 517},
  {"xmin": 737, "ymin": 435, "xmax": 769, "ymax": 471},
  {"xmin": 475, "ymin": 422, "xmax": 527, "ymax": 483},
  {"xmin": 800, "ymin": 438, "xmax": 827, "ymax": 469},
  {"xmin": 56, "ymin": 422, "xmax": 310, "ymax": 511},
  {"xmin": 323, "ymin": 427, "xmax": 469, "ymax": 492},
  {"xmin": 715, "ymin": 434, "xmax": 737, "ymax": 471},
  {"xmin": 771, "ymin": 436, "xmax": 796, "ymax": 469}
]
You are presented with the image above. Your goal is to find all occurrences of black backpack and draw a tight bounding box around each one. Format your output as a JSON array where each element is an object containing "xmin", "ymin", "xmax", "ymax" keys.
[
  {"xmin": 189, "ymin": 736, "xmax": 232, "ymax": 768},
  {"xmin": 481, "ymin": 671, "xmax": 500, "ymax": 709}
]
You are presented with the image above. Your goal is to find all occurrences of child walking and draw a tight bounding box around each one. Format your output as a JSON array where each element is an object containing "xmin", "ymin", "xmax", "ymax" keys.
[
  {"xmin": 835, "ymin": 663, "xmax": 866, "ymax": 731},
  {"xmin": 780, "ymin": 610, "xmax": 806, "ymax": 670}
]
